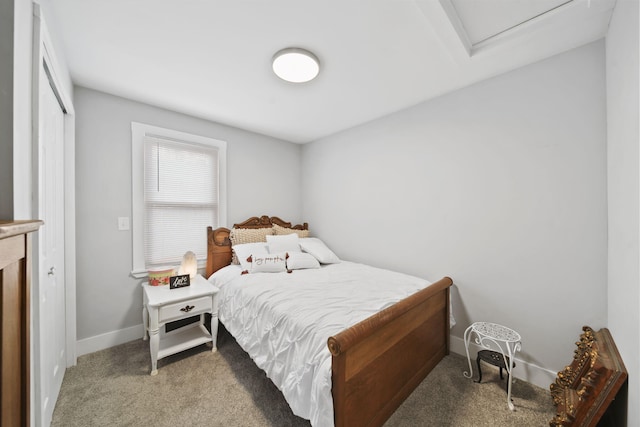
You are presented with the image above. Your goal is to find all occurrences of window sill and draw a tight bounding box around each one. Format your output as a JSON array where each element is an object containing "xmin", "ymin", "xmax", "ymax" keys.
[
  {"xmin": 130, "ymin": 262, "xmax": 206, "ymax": 280},
  {"xmin": 131, "ymin": 269, "xmax": 149, "ymax": 279}
]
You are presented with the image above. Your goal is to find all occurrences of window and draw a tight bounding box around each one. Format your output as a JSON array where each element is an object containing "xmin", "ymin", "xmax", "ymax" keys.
[{"xmin": 131, "ymin": 123, "xmax": 226, "ymax": 277}]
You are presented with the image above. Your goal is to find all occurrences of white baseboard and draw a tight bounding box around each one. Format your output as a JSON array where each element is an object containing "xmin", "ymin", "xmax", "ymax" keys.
[
  {"xmin": 450, "ymin": 334, "xmax": 557, "ymax": 390},
  {"xmin": 76, "ymin": 324, "xmax": 144, "ymax": 357},
  {"xmin": 76, "ymin": 326, "xmax": 557, "ymax": 389}
]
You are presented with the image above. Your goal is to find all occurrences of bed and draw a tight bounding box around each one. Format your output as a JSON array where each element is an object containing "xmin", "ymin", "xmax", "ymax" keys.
[{"xmin": 206, "ymin": 216, "xmax": 453, "ymax": 427}]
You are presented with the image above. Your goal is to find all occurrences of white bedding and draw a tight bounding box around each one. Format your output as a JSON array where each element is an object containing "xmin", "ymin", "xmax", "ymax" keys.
[{"xmin": 208, "ymin": 261, "xmax": 454, "ymax": 427}]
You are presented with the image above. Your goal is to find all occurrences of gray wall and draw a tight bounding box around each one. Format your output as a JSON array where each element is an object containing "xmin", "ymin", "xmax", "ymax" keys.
[
  {"xmin": 74, "ymin": 87, "xmax": 302, "ymax": 342},
  {"xmin": 0, "ymin": 0, "xmax": 35, "ymax": 219},
  {"xmin": 302, "ymin": 41, "xmax": 607, "ymax": 380},
  {"xmin": 12, "ymin": 0, "xmax": 34, "ymax": 220},
  {"xmin": 0, "ymin": 0, "xmax": 15, "ymax": 219},
  {"xmin": 606, "ymin": 0, "xmax": 639, "ymax": 425}
]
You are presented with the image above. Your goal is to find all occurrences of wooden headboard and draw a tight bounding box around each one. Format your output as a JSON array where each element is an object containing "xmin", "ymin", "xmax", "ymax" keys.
[
  {"xmin": 205, "ymin": 216, "xmax": 308, "ymax": 277},
  {"xmin": 550, "ymin": 326, "xmax": 628, "ymax": 426}
]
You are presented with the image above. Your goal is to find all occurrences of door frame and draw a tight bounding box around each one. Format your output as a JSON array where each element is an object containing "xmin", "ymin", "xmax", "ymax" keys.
[{"xmin": 31, "ymin": 2, "xmax": 77, "ymax": 422}]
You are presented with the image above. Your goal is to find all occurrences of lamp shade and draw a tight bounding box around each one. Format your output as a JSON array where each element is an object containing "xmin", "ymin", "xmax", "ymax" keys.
[{"xmin": 178, "ymin": 251, "xmax": 198, "ymax": 279}]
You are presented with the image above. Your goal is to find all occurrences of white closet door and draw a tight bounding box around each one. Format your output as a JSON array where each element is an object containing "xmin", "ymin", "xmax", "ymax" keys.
[{"xmin": 35, "ymin": 64, "xmax": 66, "ymax": 427}]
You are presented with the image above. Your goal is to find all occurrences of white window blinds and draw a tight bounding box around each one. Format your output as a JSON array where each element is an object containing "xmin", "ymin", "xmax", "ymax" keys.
[
  {"xmin": 143, "ymin": 137, "xmax": 218, "ymax": 267},
  {"xmin": 131, "ymin": 122, "xmax": 227, "ymax": 277}
]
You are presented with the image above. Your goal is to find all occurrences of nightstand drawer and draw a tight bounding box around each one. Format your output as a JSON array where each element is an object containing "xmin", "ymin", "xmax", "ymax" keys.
[{"xmin": 158, "ymin": 296, "xmax": 211, "ymax": 323}]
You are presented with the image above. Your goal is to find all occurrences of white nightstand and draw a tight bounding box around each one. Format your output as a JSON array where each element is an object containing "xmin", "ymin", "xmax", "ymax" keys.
[{"xmin": 142, "ymin": 274, "xmax": 219, "ymax": 375}]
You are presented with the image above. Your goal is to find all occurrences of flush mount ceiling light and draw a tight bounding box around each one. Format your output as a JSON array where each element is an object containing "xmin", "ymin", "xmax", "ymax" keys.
[{"xmin": 272, "ymin": 48, "xmax": 320, "ymax": 83}]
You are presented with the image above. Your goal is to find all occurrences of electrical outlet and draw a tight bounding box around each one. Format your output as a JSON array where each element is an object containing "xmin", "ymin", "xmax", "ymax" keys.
[{"xmin": 118, "ymin": 217, "xmax": 130, "ymax": 231}]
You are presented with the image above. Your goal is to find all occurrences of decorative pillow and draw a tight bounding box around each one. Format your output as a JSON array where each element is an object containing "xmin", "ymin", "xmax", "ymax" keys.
[
  {"xmin": 233, "ymin": 242, "xmax": 269, "ymax": 271},
  {"xmin": 230, "ymin": 227, "xmax": 274, "ymax": 264},
  {"xmin": 299, "ymin": 238, "xmax": 340, "ymax": 264},
  {"xmin": 248, "ymin": 252, "xmax": 287, "ymax": 273},
  {"xmin": 273, "ymin": 223, "xmax": 310, "ymax": 238},
  {"xmin": 286, "ymin": 252, "xmax": 320, "ymax": 270},
  {"xmin": 266, "ymin": 233, "xmax": 301, "ymax": 254}
]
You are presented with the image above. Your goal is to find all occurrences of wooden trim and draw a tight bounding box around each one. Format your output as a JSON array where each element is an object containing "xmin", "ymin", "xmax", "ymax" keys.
[
  {"xmin": 205, "ymin": 226, "xmax": 232, "ymax": 278},
  {"xmin": 0, "ymin": 220, "xmax": 43, "ymax": 239},
  {"xmin": 0, "ymin": 221, "xmax": 41, "ymax": 427},
  {"xmin": 232, "ymin": 215, "xmax": 308, "ymax": 230},
  {"xmin": 22, "ymin": 232, "xmax": 32, "ymax": 427}
]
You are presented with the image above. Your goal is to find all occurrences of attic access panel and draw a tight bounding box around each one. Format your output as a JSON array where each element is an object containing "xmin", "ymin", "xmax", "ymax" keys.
[{"xmin": 450, "ymin": 0, "xmax": 571, "ymax": 45}]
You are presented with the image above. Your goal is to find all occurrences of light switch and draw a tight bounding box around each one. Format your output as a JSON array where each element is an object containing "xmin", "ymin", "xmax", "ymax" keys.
[{"xmin": 118, "ymin": 217, "xmax": 130, "ymax": 231}]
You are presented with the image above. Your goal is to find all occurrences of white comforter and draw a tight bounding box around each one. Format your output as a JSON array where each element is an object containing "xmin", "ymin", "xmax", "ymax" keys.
[{"xmin": 208, "ymin": 261, "xmax": 453, "ymax": 427}]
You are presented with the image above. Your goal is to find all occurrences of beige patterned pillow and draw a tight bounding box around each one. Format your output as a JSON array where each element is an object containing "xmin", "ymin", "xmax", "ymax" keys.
[
  {"xmin": 230, "ymin": 227, "xmax": 274, "ymax": 264},
  {"xmin": 273, "ymin": 223, "xmax": 310, "ymax": 238}
]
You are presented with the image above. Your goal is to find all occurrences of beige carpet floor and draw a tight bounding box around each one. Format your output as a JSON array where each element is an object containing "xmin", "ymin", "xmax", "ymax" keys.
[{"xmin": 52, "ymin": 327, "xmax": 555, "ymax": 426}]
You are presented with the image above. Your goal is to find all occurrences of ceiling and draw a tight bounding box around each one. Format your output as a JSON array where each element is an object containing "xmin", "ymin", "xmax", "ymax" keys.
[{"xmin": 49, "ymin": 0, "xmax": 616, "ymax": 143}]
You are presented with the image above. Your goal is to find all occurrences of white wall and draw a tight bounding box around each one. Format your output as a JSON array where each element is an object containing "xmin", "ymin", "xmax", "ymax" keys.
[
  {"xmin": 606, "ymin": 0, "xmax": 639, "ymax": 425},
  {"xmin": 302, "ymin": 41, "xmax": 607, "ymax": 386},
  {"xmin": 74, "ymin": 87, "xmax": 302, "ymax": 352}
]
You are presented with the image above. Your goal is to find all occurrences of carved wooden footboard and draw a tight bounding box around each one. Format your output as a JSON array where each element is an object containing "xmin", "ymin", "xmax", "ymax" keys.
[
  {"xmin": 328, "ymin": 276, "xmax": 452, "ymax": 427},
  {"xmin": 550, "ymin": 326, "xmax": 628, "ymax": 427},
  {"xmin": 206, "ymin": 216, "xmax": 453, "ymax": 427}
]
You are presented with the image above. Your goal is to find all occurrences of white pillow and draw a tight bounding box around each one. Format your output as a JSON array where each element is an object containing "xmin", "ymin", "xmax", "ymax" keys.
[
  {"xmin": 233, "ymin": 242, "xmax": 269, "ymax": 271},
  {"xmin": 229, "ymin": 227, "xmax": 274, "ymax": 264},
  {"xmin": 266, "ymin": 233, "xmax": 301, "ymax": 254},
  {"xmin": 299, "ymin": 238, "xmax": 340, "ymax": 264},
  {"xmin": 286, "ymin": 252, "xmax": 320, "ymax": 270},
  {"xmin": 248, "ymin": 252, "xmax": 287, "ymax": 273}
]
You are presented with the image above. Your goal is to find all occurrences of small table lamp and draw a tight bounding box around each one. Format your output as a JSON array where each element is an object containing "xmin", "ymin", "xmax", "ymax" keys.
[{"xmin": 178, "ymin": 251, "xmax": 198, "ymax": 279}]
